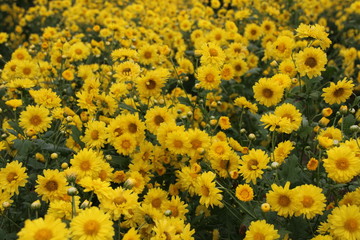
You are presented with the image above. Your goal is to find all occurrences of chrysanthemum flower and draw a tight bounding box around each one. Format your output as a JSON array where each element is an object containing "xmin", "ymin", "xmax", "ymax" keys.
[
  {"xmin": 266, "ymin": 182, "xmax": 301, "ymax": 217},
  {"xmin": 294, "ymin": 184, "xmax": 326, "ymax": 219},
  {"xmin": 70, "ymin": 207, "xmax": 114, "ymax": 240},
  {"xmin": 327, "ymin": 205, "xmax": 360, "ymax": 240},
  {"xmin": 253, "ymin": 78, "xmax": 284, "ymax": 107},
  {"xmin": 235, "ymin": 184, "xmax": 254, "ymax": 202},
  {"xmin": 35, "ymin": 169, "xmax": 68, "ymax": 202},
  {"xmin": 295, "ymin": 47, "xmax": 327, "ymax": 78},
  {"xmin": 198, "ymin": 42, "xmax": 225, "ymax": 67},
  {"xmin": 274, "ymin": 103, "xmax": 302, "ymax": 133},
  {"xmin": 18, "ymin": 216, "xmax": 69, "ymax": 240},
  {"xmin": 239, "ymin": 149, "xmax": 270, "ymax": 184},
  {"xmin": 273, "ymin": 140, "xmax": 294, "ymax": 164},
  {"xmin": 196, "ymin": 64, "xmax": 221, "ymax": 90},
  {"xmin": 323, "ymin": 146, "xmax": 360, "ymax": 183},
  {"xmin": 70, "ymin": 148, "xmax": 104, "ymax": 179},
  {"xmin": 81, "ymin": 120, "xmax": 108, "ymax": 149},
  {"xmin": 195, "ymin": 171, "xmax": 223, "ymax": 208},
  {"xmin": 137, "ymin": 68, "xmax": 170, "ymax": 98},
  {"xmin": 322, "ymin": 78, "xmax": 354, "ymax": 105},
  {"xmin": 113, "ymin": 133, "xmax": 137, "ymax": 156},
  {"xmin": 19, "ymin": 105, "xmax": 52, "ymax": 133},
  {"xmin": 244, "ymin": 220, "xmax": 280, "ymax": 240},
  {"xmin": 0, "ymin": 160, "xmax": 28, "ymax": 195}
]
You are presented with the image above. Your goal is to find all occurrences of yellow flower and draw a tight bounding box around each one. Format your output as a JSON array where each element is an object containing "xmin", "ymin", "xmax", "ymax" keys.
[
  {"xmin": 294, "ymin": 184, "xmax": 326, "ymax": 219},
  {"xmin": 274, "ymin": 103, "xmax": 302, "ymax": 133},
  {"xmin": 195, "ymin": 171, "xmax": 223, "ymax": 208},
  {"xmin": 244, "ymin": 220, "xmax": 280, "ymax": 240},
  {"xmin": 0, "ymin": 160, "xmax": 28, "ymax": 195},
  {"xmin": 196, "ymin": 64, "xmax": 221, "ymax": 90},
  {"xmin": 307, "ymin": 158, "xmax": 319, "ymax": 171},
  {"xmin": 266, "ymin": 182, "xmax": 301, "ymax": 218},
  {"xmin": 35, "ymin": 169, "xmax": 68, "ymax": 202},
  {"xmin": 18, "ymin": 216, "xmax": 69, "ymax": 240},
  {"xmin": 273, "ymin": 140, "xmax": 294, "ymax": 164},
  {"xmin": 253, "ymin": 78, "xmax": 284, "ymax": 107},
  {"xmin": 327, "ymin": 205, "xmax": 360, "ymax": 240},
  {"xmin": 5, "ymin": 99, "xmax": 22, "ymax": 109},
  {"xmin": 70, "ymin": 148, "xmax": 104, "ymax": 179},
  {"xmin": 68, "ymin": 41, "xmax": 90, "ymax": 61},
  {"xmin": 323, "ymin": 145, "xmax": 360, "ymax": 183},
  {"xmin": 244, "ymin": 23, "xmax": 262, "ymax": 41},
  {"xmin": 19, "ymin": 105, "xmax": 52, "ymax": 133},
  {"xmin": 295, "ymin": 47, "xmax": 327, "ymax": 78},
  {"xmin": 197, "ymin": 42, "xmax": 225, "ymax": 67},
  {"xmin": 29, "ymin": 89, "xmax": 62, "ymax": 109},
  {"xmin": 81, "ymin": 120, "xmax": 108, "ymax": 149},
  {"xmin": 322, "ymin": 78, "xmax": 354, "ymax": 105},
  {"xmin": 235, "ymin": 184, "xmax": 254, "ymax": 202},
  {"xmin": 239, "ymin": 149, "xmax": 270, "ymax": 184},
  {"xmin": 70, "ymin": 207, "xmax": 114, "ymax": 240},
  {"xmin": 136, "ymin": 68, "xmax": 170, "ymax": 98},
  {"xmin": 113, "ymin": 133, "xmax": 137, "ymax": 156}
]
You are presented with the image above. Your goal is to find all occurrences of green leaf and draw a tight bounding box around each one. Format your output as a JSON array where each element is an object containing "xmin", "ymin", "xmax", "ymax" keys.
[
  {"xmin": 8, "ymin": 120, "xmax": 24, "ymax": 135},
  {"xmin": 343, "ymin": 114, "xmax": 356, "ymax": 136},
  {"xmin": 279, "ymin": 155, "xmax": 302, "ymax": 185},
  {"xmin": 178, "ymin": 96, "xmax": 192, "ymax": 106},
  {"xmin": 70, "ymin": 125, "xmax": 85, "ymax": 149},
  {"xmin": 118, "ymin": 103, "xmax": 138, "ymax": 113}
]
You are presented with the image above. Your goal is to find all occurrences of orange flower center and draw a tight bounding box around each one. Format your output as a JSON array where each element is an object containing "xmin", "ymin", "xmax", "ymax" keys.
[
  {"xmin": 253, "ymin": 232, "xmax": 265, "ymax": 240},
  {"xmin": 209, "ymin": 48, "xmax": 218, "ymax": 57},
  {"xmin": 344, "ymin": 218, "xmax": 358, "ymax": 232},
  {"xmin": 45, "ymin": 180, "xmax": 58, "ymax": 192},
  {"xmin": 201, "ymin": 185, "xmax": 210, "ymax": 196},
  {"xmin": 75, "ymin": 49, "xmax": 83, "ymax": 55},
  {"xmin": 336, "ymin": 158, "xmax": 349, "ymax": 170},
  {"xmin": 191, "ymin": 139, "xmax": 202, "ymax": 149},
  {"xmin": 173, "ymin": 140, "xmax": 183, "ymax": 148},
  {"xmin": 84, "ymin": 220, "xmax": 100, "ymax": 235},
  {"xmin": 80, "ymin": 160, "xmax": 91, "ymax": 170},
  {"xmin": 278, "ymin": 195, "xmax": 290, "ymax": 207},
  {"xmin": 144, "ymin": 51, "xmax": 152, "ymax": 59},
  {"xmin": 301, "ymin": 196, "xmax": 314, "ymax": 208},
  {"xmin": 91, "ymin": 130, "xmax": 99, "ymax": 140},
  {"xmin": 113, "ymin": 195, "xmax": 127, "ymax": 205},
  {"xmin": 247, "ymin": 159, "xmax": 259, "ymax": 170},
  {"xmin": 23, "ymin": 67, "xmax": 31, "ymax": 75},
  {"xmin": 205, "ymin": 73, "xmax": 215, "ymax": 83},
  {"xmin": 34, "ymin": 228, "xmax": 53, "ymax": 240},
  {"xmin": 214, "ymin": 145, "xmax": 225, "ymax": 155},
  {"xmin": 219, "ymin": 159, "xmax": 229, "ymax": 169},
  {"xmin": 6, "ymin": 172, "xmax": 17, "ymax": 183},
  {"xmin": 151, "ymin": 198, "xmax": 162, "ymax": 208},
  {"xmin": 30, "ymin": 115, "xmax": 42, "ymax": 126},
  {"xmin": 121, "ymin": 140, "xmax": 131, "ymax": 149},
  {"xmin": 305, "ymin": 57, "xmax": 317, "ymax": 68}
]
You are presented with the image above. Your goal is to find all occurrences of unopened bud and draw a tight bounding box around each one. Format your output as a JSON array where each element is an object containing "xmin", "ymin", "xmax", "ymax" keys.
[
  {"xmin": 271, "ymin": 162, "xmax": 279, "ymax": 169},
  {"xmin": 2, "ymin": 201, "xmax": 11, "ymax": 209},
  {"xmin": 50, "ymin": 153, "xmax": 58, "ymax": 159},
  {"xmin": 248, "ymin": 133, "xmax": 256, "ymax": 140},
  {"xmin": 164, "ymin": 210, "xmax": 172, "ymax": 216},
  {"xmin": 105, "ymin": 155, "xmax": 112, "ymax": 161},
  {"xmin": 61, "ymin": 162, "xmax": 69, "ymax": 169},
  {"xmin": 67, "ymin": 187, "xmax": 78, "ymax": 196},
  {"xmin": 80, "ymin": 200, "xmax": 91, "ymax": 209},
  {"xmin": 261, "ymin": 203, "xmax": 271, "ymax": 212},
  {"xmin": 124, "ymin": 178, "xmax": 135, "ymax": 189},
  {"xmin": 31, "ymin": 200, "xmax": 41, "ymax": 210},
  {"xmin": 350, "ymin": 125, "xmax": 360, "ymax": 133}
]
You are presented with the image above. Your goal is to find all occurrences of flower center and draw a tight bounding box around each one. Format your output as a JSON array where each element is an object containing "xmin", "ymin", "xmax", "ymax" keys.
[
  {"xmin": 240, "ymin": 189, "xmax": 250, "ymax": 199},
  {"xmin": 235, "ymin": 64, "xmax": 242, "ymax": 72},
  {"xmin": 305, "ymin": 57, "xmax": 317, "ymax": 68},
  {"xmin": 154, "ymin": 115, "xmax": 164, "ymax": 125},
  {"xmin": 128, "ymin": 123, "xmax": 137, "ymax": 133},
  {"xmin": 262, "ymin": 88, "xmax": 273, "ymax": 98},
  {"xmin": 278, "ymin": 195, "xmax": 290, "ymax": 207},
  {"xmin": 6, "ymin": 172, "xmax": 17, "ymax": 183},
  {"xmin": 205, "ymin": 73, "xmax": 215, "ymax": 83},
  {"xmin": 146, "ymin": 79, "xmax": 156, "ymax": 89},
  {"xmin": 219, "ymin": 159, "xmax": 229, "ymax": 169},
  {"xmin": 144, "ymin": 51, "xmax": 152, "ymax": 59},
  {"xmin": 151, "ymin": 198, "xmax": 162, "ymax": 208},
  {"xmin": 209, "ymin": 48, "xmax": 218, "ymax": 57},
  {"xmin": 301, "ymin": 196, "xmax": 314, "ymax": 208},
  {"xmin": 114, "ymin": 128, "xmax": 123, "ymax": 137},
  {"xmin": 121, "ymin": 140, "xmax": 131, "ymax": 149},
  {"xmin": 201, "ymin": 185, "xmax": 210, "ymax": 196},
  {"xmin": 91, "ymin": 130, "xmax": 99, "ymax": 140},
  {"xmin": 23, "ymin": 67, "xmax": 31, "ymax": 75},
  {"xmin": 84, "ymin": 220, "xmax": 100, "ymax": 235},
  {"xmin": 75, "ymin": 49, "xmax": 83, "ymax": 55},
  {"xmin": 344, "ymin": 218, "xmax": 358, "ymax": 232},
  {"xmin": 169, "ymin": 206, "xmax": 179, "ymax": 217},
  {"xmin": 333, "ymin": 88, "xmax": 345, "ymax": 97},
  {"xmin": 34, "ymin": 228, "xmax": 53, "ymax": 240},
  {"xmin": 80, "ymin": 160, "xmax": 91, "ymax": 170},
  {"xmin": 122, "ymin": 68, "xmax": 131, "ymax": 75},
  {"xmin": 45, "ymin": 180, "xmax": 58, "ymax": 192},
  {"xmin": 191, "ymin": 139, "xmax": 202, "ymax": 149},
  {"xmin": 30, "ymin": 115, "xmax": 42, "ymax": 126},
  {"xmin": 251, "ymin": 29, "xmax": 257, "ymax": 36},
  {"xmin": 336, "ymin": 158, "xmax": 349, "ymax": 170},
  {"xmin": 173, "ymin": 140, "xmax": 183, "ymax": 148},
  {"xmin": 114, "ymin": 195, "xmax": 127, "ymax": 205},
  {"xmin": 215, "ymin": 146, "xmax": 225, "ymax": 155},
  {"xmin": 276, "ymin": 43, "xmax": 286, "ymax": 53},
  {"xmin": 247, "ymin": 159, "xmax": 259, "ymax": 170},
  {"xmin": 253, "ymin": 233, "xmax": 265, "ymax": 240}
]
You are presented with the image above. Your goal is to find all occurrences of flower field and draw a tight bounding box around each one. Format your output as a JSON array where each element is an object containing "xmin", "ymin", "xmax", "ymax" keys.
[{"xmin": 0, "ymin": 0, "xmax": 360, "ymax": 239}]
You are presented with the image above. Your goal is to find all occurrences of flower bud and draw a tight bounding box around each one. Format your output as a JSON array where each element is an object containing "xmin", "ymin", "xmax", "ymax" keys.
[
  {"xmin": 2, "ymin": 201, "xmax": 11, "ymax": 209},
  {"xmin": 67, "ymin": 187, "xmax": 78, "ymax": 196},
  {"xmin": 248, "ymin": 133, "xmax": 256, "ymax": 140},
  {"xmin": 31, "ymin": 200, "xmax": 41, "ymax": 210},
  {"xmin": 61, "ymin": 162, "xmax": 69, "ymax": 169},
  {"xmin": 261, "ymin": 203, "xmax": 271, "ymax": 212},
  {"xmin": 50, "ymin": 153, "xmax": 58, "ymax": 159},
  {"xmin": 271, "ymin": 162, "xmax": 279, "ymax": 169},
  {"xmin": 80, "ymin": 200, "xmax": 91, "ymax": 209},
  {"xmin": 164, "ymin": 210, "xmax": 172, "ymax": 216}
]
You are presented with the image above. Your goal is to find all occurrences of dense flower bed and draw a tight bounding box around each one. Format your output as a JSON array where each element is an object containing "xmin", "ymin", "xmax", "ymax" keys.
[{"xmin": 0, "ymin": 0, "xmax": 360, "ymax": 239}]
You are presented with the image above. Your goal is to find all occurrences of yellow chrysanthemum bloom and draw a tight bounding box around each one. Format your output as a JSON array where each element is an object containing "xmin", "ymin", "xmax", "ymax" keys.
[
  {"xmin": 253, "ymin": 78, "xmax": 284, "ymax": 107},
  {"xmin": 70, "ymin": 148, "xmax": 104, "ymax": 179},
  {"xmin": 295, "ymin": 47, "xmax": 327, "ymax": 78},
  {"xmin": 196, "ymin": 64, "xmax": 221, "ymax": 90},
  {"xmin": 19, "ymin": 105, "xmax": 52, "ymax": 134},
  {"xmin": 5, "ymin": 99, "xmax": 22, "ymax": 109},
  {"xmin": 195, "ymin": 171, "xmax": 223, "ymax": 208},
  {"xmin": 197, "ymin": 42, "xmax": 225, "ymax": 67},
  {"xmin": 81, "ymin": 120, "xmax": 108, "ymax": 149},
  {"xmin": 323, "ymin": 146, "xmax": 360, "ymax": 183},
  {"xmin": 235, "ymin": 184, "xmax": 254, "ymax": 202},
  {"xmin": 239, "ymin": 149, "xmax": 270, "ymax": 184},
  {"xmin": 18, "ymin": 216, "xmax": 69, "ymax": 240},
  {"xmin": 0, "ymin": 160, "xmax": 28, "ymax": 195},
  {"xmin": 266, "ymin": 182, "xmax": 301, "ymax": 218},
  {"xmin": 327, "ymin": 205, "xmax": 360, "ymax": 240},
  {"xmin": 294, "ymin": 184, "xmax": 326, "ymax": 219},
  {"xmin": 35, "ymin": 169, "xmax": 68, "ymax": 202},
  {"xmin": 29, "ymin": 89, "xmax": 62, "ymax": 109},
  {"xmin": 244, "ymin": 220, "xmax": 280, "ymax": 240},
  {"xmin": 274, "ymin": 103, "xmax": 302, "ymax": 133},
  {"xmin": 70, "ymin": 207, "xmax": 114, "ymax": 240},
  {"xmin": 273, "ymin": 140, "xmax": 294, "ymax": 164},
  {"xmin": 322, "ymin": 78, "xmax": 354, "ymax": 105}
]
